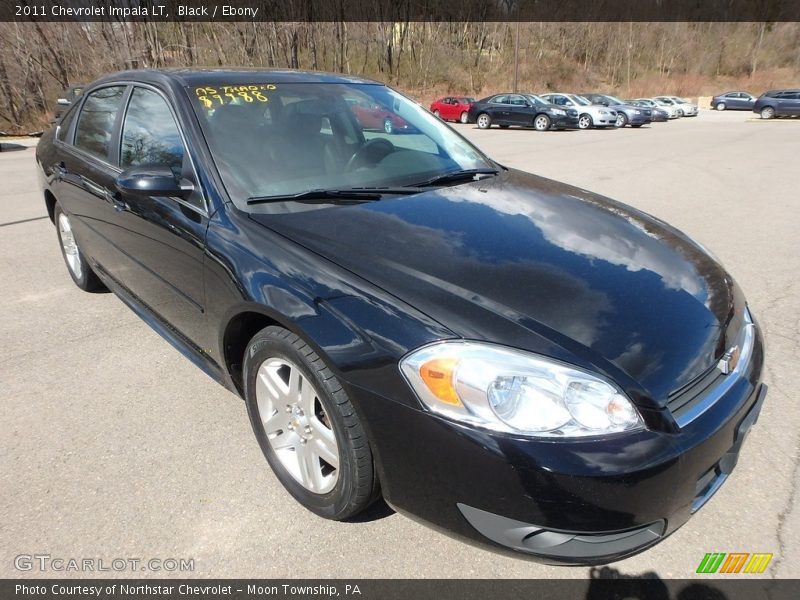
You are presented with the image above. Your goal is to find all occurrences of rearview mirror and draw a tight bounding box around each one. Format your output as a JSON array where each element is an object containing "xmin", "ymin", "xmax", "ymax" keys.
[{"xmin": 116, "ymin": 166, "xmax": 193, "ymax": 197}]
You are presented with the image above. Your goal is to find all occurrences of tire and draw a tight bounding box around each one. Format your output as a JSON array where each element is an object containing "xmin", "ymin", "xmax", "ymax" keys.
[
  {"xmin": 476, "ymin": 113, "xmax": 492, "ymax": 129},
  {"xmin": 460, "ymin": 111, "xmax": 468, "ymax": 124},
  {"xmin": 715, "ymin": 102, "xmax": 726, "ymax": 111},
  {"xmin": 54, "ymin": 203, "xmax": 104, "ymax": 292},
  {"xmin": 760, "ymin": 106, "xmax": 775, "ymax": 119},
  {"xmin": 244, "ymin": 326, "xmax": 378, "ymax": 520},
  {"xmin": 534, "ymin": 114, "xmax": 551, "ymax": 131},
  {"xmin": 433, "ymin": 109, "xmax": 441, "ymax": 119},
  {"xmin": 677, "ymin": 109, "xmax": 684, "ymax": 117},
  {"xmin": 615, "ymin": 113, "xmax": 628, "ymax": 127},
  {"xmin": 578, "ymin": 114, "xmax": 593, "ymax": 129},
  {"xmin": 383, "ymin": 118, "xmax": 393, "ymax": 134}
]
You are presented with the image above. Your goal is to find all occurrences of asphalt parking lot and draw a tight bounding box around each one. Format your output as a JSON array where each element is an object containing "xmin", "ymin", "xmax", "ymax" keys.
[{"xmin": 1, "ymin": 109, "xmax": 798, "ymax": 579}]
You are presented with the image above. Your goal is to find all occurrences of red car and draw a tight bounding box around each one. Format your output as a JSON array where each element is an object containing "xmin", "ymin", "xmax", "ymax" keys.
[
  {"xmin": 429, "ymin": 96, "xmax": 476, "ymax": 123},
  {"xmin": 345, "ymin": 97, "xmax": 412, "ymax": 134}
]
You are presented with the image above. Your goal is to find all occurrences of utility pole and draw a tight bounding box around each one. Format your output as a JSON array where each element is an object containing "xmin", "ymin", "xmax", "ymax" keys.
[{"xmin": 513, "ymin": 21, "xmax": 520, "ymax": 92}]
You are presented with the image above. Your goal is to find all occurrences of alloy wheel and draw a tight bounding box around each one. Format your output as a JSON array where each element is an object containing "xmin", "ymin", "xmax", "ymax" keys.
[
  {"xmin": 477, "ymin": 114, "xmax": 490, "ymax": 129},
  {"xmin": 716, "ymin": 103, "xmax": 726, "ymax": 111},
  {"xmin": 460, "ymin": 111, "xmax": 468, "ymax": 124},
  {"xmin": 534, "ymin": 115, "xmax": 550, "ymax": 131},
  {"xmin": 578, "ymin": 115, "xmax": 592, "ymax": 129},
  {"xmin": 255, "ymin": 357, "xmax": 339, "ymax": 494},
  {"xmin": 761, "ymin": 106, "xmax": 775, "ymax": 119},
  {"xmin": 58, "ymin": 212, "xmax": 83, "ymax": 280}
]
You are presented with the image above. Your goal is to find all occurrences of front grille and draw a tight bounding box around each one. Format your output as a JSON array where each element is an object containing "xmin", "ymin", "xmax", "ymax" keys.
[
  {"xmin": 666, "ymin": 363, "xmax": 725, "ymax": 420},
  {"xmin": 665, "ymin": 309, "xmax": 754, "ymax": 426}
]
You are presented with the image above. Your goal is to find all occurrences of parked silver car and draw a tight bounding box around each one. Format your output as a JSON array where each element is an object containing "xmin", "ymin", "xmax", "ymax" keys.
[
  {"xmin": 540, "ymin": 93, "xmax": 617, "ymax": 129},
  {"xmin": 655, "ymin": 96, "xmax": 699, "ymax": 117},
  {"xmin": 633, "ymin": 98, "xmax": 681, "ymax": 119}
]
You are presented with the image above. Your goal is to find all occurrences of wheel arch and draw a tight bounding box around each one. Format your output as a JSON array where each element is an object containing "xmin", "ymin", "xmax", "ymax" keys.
[
  {"xmin": 220, "ymin": 305, "xmax": 293, "ymax": 397},
  {"xmin": 44, "ymin": 189, "xmax": 57, "ymax": 224}
]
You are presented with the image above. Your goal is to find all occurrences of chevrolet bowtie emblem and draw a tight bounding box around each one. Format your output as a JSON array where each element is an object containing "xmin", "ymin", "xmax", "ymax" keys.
[{"xmin": 717, "ymin": 345, "xmax": 741, "ymax": 375}]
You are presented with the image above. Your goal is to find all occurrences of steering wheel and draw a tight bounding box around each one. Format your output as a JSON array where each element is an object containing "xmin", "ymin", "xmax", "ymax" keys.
[{"xmin": 345, "ymin": 138, "xmax": 395, "ymax": 172}]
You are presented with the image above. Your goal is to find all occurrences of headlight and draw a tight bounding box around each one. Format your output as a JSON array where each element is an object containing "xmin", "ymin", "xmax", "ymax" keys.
[
  {"xmin": 599, "ymin": 110, "xmax": 608, "ymax": 114},
  {"xmin": 551, "ymin": 109, "xmax": 566, "ymax": 116},
  {"xmin": 400, "ymin": 342, "xmax": 643, "ymax": 438}
]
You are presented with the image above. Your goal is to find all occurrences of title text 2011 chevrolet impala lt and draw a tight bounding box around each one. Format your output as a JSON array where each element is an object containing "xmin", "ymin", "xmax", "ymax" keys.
[{"xmin": 36, "ymin": 69, "xmax": 766, "ymax": 565}]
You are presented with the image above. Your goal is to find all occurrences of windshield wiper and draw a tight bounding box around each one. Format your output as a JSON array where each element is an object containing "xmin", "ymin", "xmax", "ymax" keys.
[
  {"xmin": 412, "ymin": 168, "xmax": 500, "ymax": 188},
  {"xmin": 246, "ymin": 187, "xmax": 423, "ymax": 206}
]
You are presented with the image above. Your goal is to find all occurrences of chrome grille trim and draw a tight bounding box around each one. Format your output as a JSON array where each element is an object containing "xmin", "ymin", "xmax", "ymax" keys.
[{"xmin": 673, "ymin": 309, "xmax": 755, "ymax": 428}]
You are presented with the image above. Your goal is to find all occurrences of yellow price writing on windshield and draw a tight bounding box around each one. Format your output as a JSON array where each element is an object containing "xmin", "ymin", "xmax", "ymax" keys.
[{"xmin": 194, "ymin": 84, "xmax": 277, "ymax": 109}]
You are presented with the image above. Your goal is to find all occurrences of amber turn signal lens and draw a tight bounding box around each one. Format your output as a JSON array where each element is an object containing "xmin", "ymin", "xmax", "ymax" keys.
[{"xmin": 419, "ymin": 358, "xmax": 462, "ymax": 406}]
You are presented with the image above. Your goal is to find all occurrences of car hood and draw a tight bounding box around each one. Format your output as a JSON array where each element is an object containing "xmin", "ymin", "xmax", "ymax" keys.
[
  {"xmin": 612, "ymin": 103, "xmax": 645, "ymax": 111},
  {"xmin": 249, "ymin": 170, "xmax": 743, "ymax": 404}
]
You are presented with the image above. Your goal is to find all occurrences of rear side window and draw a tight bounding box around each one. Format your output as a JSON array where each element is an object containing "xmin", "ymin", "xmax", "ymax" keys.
[
  {"xmin": 120, "ymin": 87, "xmax": 185, "ymax": 175},
  {"xmin": 56, "ymin": 104, "xmax": 78, "ymax": 143},
  {"xmin": 74, "ymin": 86, "xmax": 126, "ymax": 161}
]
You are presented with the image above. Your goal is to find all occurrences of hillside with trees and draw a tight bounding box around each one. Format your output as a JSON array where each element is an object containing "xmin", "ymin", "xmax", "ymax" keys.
[{"xmin": 1, "ymin": 21, "xmax": 798, "ymax": 131}]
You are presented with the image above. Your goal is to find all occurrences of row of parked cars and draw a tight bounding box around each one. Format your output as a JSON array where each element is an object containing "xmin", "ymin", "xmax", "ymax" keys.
[
  {"xmin": 430, "ymin": 93, "xmax": 699, "ymax": 131},
  {"xmin": 710, "ymin": 89, "xmax": 800, "ymax": 118}
]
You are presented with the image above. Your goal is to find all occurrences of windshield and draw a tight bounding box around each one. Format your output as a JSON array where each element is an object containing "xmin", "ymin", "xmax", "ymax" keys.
[
  {"xmin": 569, "ymin": 95, "xmax": 591, "ymax": 106},
  {"xmin": 188, "ymin": 82, "xmax": 493, "ymax": 204}
]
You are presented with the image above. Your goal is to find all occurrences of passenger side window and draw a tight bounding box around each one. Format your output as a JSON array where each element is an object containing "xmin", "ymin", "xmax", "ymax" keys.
[
  {"xmin": 492, "ymin": 95, "xmax": 508, "ymax": 104},
  {"xmin": 74, "ymin": 86, "xmax": 126, "ymax": 161},
  {"xmin": 121, "ymin": 87, "xmax": 185, "ymax": 175}
]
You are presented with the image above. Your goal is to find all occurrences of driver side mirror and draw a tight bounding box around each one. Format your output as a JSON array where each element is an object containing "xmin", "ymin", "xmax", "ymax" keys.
[{"xmin": 116, "ymin": 166, "xmax": 193, "ymax": 197}]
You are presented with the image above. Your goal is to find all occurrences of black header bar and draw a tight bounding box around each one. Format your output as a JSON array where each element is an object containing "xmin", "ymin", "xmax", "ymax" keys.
[{"xmin": 2, "ymin": 0, "xmax": 799, "ymax": 23}]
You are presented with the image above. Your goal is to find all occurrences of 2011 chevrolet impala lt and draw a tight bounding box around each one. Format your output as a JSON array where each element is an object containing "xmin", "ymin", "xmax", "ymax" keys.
[{"xmin": 36, "ymin": 69, "xmax": 766, "ymax": 564}]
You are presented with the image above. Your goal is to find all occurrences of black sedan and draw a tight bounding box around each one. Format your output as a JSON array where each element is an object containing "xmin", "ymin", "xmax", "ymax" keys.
[
  {"xmin": 467, "ymin": 93, "xmax": 579, "ymax": 131},
  {"xmin": 37, "ymin": 69, "xmax": 765, "ymax": 565},
  {"xmin": 753, "ymin": 89, "xmax": 800, "ymax": 119},
  {"xmin": 710, "ymin": 91, "xmax": 756, "ymax": 111}
]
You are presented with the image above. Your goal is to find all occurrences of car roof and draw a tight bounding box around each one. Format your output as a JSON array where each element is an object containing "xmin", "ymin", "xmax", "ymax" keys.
[{"xmin": 89, "ymin": 68, "xmax": 383, "ymax": 88}]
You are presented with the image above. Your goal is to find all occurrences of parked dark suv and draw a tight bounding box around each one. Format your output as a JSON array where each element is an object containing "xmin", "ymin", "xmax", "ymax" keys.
[{"xmin": 753, "ymin": 89, "xmax": 800, "ymax": 119}]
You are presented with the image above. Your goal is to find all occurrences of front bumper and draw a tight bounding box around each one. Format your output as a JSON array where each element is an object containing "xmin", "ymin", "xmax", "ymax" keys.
[
  {"xmin": 552, "ymin": 114, "xmax": 579, "ymax": 129},
  {"xmin": 354, "ymin": 323, "xmax": 765, "ymax": 565},
  {"xmin": 626, "ymin": 112, "xmax": 652, "ymax": 125}
]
